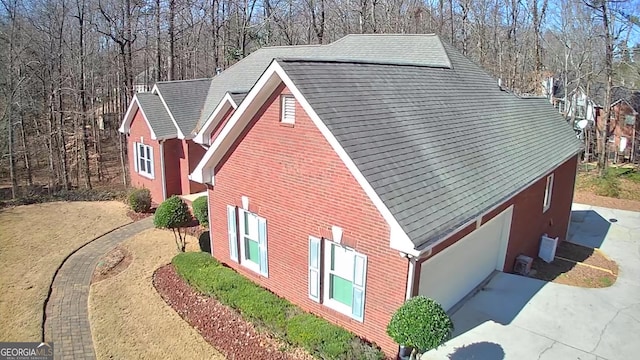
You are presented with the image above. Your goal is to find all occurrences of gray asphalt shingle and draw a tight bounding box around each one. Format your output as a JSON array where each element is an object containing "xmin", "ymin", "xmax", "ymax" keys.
[
  {"xmin": 278, "ymin": 42, "xmax": 583, "ymax": 249},
  {"xmin": 194, "ymin": 34, "xmax": 449, "ymax": 132},
  {"xmin": 155, "ymin": 78, "xmax": 212, "ymax": 136},
  {"xmin": 135, "ymin": 93, "xmax": 177, "ymax": 139}
]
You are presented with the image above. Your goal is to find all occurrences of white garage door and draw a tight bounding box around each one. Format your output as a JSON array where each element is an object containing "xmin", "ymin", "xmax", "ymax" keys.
[{"xmin": 418, "ymin": 206, "xmax": 513, "ymax": 311}]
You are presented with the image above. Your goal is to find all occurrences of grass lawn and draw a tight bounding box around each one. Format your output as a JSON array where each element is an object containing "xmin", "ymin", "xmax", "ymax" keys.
[
  {"xmin": 0, "ymin": 201, "xmax": 130, "ymax": 341},
  {"xmin": 574, "ymin": 166, "xmax": 640, "ymax": 211},
  {"xmin": 89, "ymin": 229, "xmax": 223, "ymax": 360}
]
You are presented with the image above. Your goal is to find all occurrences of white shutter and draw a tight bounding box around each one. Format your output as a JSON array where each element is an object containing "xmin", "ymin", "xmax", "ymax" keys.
[
  {"xmin": 351, "ymin": 253, "xmax": 367, "ymax": 322},
  {"xmin": 308, "ymin": 236, "xmax": 321, "ymax": 302},
  {"xmin": 227, "ymin": 205, "xmax": 238, "ymax": 262},
  {"xmin": 133, "ymin": 142, "xmax": 138, "ymax": 172},
  {"xmin": 281, "ymin": 95, "xmax": 295, "ymax": 124},
  {"xmin": 258, "ymin": 217, "xmax": 269, "ymax": 277},
  {"xmin": 148, "ymin": 145, "xmax": 154, "ymax": 178}
]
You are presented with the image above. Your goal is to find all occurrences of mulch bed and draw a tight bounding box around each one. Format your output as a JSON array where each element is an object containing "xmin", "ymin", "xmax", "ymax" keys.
[
  {"xmin": 93, "ymin": 246, "xmax": 133, "ymax": 283},
  {"xmin": 126, "ymin": 209, "xmax": 154, "ymax": 222},
  {"xmin": 153, "ymin": 264, "xmax": 313, "ymax": 360}
]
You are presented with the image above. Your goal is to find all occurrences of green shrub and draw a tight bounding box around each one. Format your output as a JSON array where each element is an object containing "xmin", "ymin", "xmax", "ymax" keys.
[
  {"xmin": 387, "ymin": 296, "xmax": 453, "ymax": 357},
  {"xmin": 192, "ymin": 196, "xmax": 208, "ymax": 226},
  {"xmin": 128, "ymin": 188, "xmax": 152, "ymax": 213},
  {"xmin": 154, "ymin": 196, "xmax": 193, "ymax": 252},
  {"xmin": 172, "ymin": 252, "xmax": 384, "ymax": 359},
  {"xmin": 286, "ymin": 313, "xmax": 354, "ymax": 358}
]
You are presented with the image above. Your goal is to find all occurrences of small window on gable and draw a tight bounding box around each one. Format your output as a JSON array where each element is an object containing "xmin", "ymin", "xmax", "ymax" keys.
[
  {"xmin": 543, "ymin": 174, "xmax": 554, "ymax": 212},
  {"xmin": 281, "ymin": 95, "xmax": 295, "ymax": 125}
]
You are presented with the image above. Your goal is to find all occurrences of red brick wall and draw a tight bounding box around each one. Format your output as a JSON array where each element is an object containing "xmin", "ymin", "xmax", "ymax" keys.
[
  {"xmin": 163, "ymin": 138, "xmax": 183, "ymax": 198},
  {"xmin": 208, "ymin": 83, "xmax": 408, "ymax": 357},
  {"xmin": 187, "ymin": 141, "xmax": 207, "ymax": 194},
  {"xmin": 128, "ymin": 109, "xmax": 164, "ymax": 204},
  {"xmin": 500, "ymin": 155, "xmax": 578, "ymax": 271}
]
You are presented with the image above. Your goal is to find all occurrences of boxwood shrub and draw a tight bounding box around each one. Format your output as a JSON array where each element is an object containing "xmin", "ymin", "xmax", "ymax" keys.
[
  {"xmin": 192, "ymin": 196, "xmax": 208, "ymax": 226},
  {"xmin": 128, "ymin": 188, "xmax": 152, "ymax": 213},
  {"xmin": 172, "ymin": 252, "xmax": 384, "ymax": 359}
]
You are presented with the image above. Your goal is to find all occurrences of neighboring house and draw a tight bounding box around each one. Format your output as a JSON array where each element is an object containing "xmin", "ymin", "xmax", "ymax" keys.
[
  {"xmin": 544, "ymin": 76, "xmax": 640, "ymax": 163},
  {"xmin": 593, "ymin": 88, "xmax": 640, "ymax": 163},
  {"xmin": 191, "ymin": 35, "xmax": 583, "ymax": 357}
]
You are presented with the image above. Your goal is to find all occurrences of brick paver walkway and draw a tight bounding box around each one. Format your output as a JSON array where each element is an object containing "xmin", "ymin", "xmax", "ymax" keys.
[{"xmin": 44, "ymin": 217, "xmax": 154, "ymax": 359}]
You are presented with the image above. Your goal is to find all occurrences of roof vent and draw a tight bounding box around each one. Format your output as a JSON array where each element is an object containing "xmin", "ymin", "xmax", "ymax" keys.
[{"xmin": 215, "ymin": 67, "xmax": 222, "ymax": 75}]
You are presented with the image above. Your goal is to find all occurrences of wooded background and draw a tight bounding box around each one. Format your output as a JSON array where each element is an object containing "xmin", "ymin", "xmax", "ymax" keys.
[{"xmin": 0, "ymin": 0, "xmax": 638, "ymax": 198}]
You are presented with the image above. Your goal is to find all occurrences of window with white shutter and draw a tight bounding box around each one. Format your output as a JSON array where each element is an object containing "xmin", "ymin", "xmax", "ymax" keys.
[
  {"xmin": 134, "ymin": 142, "xmax": 154, "ymax": 179},
  {"xmin": 238, "ymin": 208, "xmax": 269, "ymax": 276},
  {"xmin": 280, "ymin": 95, "xmax": 295, "ymax": 124},
  {"xmin": 322, "ymin": 239, "xmax": 367, "ymax": 322},
  {"xmin": 227, "ymin": 205, "xmax": 238, "ymax": 262},
  {"xmin": 308, "ymin": 236, "xmax": 321, "ymax": 302}
]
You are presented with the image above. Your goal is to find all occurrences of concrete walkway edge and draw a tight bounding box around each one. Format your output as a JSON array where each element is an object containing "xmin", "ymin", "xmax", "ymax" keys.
[{"xmin": 43, "ymin": 217, "xmax": 154, "ymax": 359}]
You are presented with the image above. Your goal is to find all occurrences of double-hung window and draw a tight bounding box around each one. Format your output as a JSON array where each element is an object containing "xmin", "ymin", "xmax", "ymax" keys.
[
  {"xmin": 133, "ymin": 142, "xmax": 154, "ymax": 179},
  {"xmin": 308, "ymin": 237, "xmax": 367, "ymax": 322},
  {"xmin": 226, "ymin": 205, "xmax": 268, "ymax": 277}
]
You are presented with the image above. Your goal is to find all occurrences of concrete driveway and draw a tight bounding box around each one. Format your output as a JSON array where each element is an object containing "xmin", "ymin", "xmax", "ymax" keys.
[{"xmin": 423, "ymin": 204, "xmax": 640, "ymax": 360}]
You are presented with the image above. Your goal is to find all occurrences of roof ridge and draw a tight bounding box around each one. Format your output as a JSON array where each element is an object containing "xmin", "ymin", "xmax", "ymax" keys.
[
  {"xmin": 277, "ymin": 57, "xmax": 452, "ymax": 69},
  {"xmin": 157, "ymin": 77, "xmax": 213, "ymax": 84}
]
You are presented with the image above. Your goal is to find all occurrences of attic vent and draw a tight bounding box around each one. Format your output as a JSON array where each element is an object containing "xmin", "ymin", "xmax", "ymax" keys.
[{"xmin": 281, "ymin": 95, "xmax": 295, "ymax": 125}]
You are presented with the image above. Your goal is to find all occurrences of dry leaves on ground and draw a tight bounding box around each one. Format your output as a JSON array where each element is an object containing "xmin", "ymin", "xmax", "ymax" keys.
[
  {"xmin": 89, "ymin": 229, "xmax": 223, "ymax": 360},
  {"xmin": 0, "ymin": 201, "xmax": 130, "ymax": 341}
]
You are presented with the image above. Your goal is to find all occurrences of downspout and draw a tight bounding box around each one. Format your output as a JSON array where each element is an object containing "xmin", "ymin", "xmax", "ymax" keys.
[
  {"xmin": 160, "ymin": 140, "xmax": 167, "ymax": 201},
  {"xmin": 404, "ymin": 254, "xmax": 417, "ymax": 301}
]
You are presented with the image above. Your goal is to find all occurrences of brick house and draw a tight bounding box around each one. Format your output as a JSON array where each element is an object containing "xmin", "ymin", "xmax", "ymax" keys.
[
  {"xmin": 594, "ymin": 93, "xmax": 639, "ymax": 163},
  {"xmin": 191, "ymin": 35, "xmax": 583, "ymax": 357},
  {"xmin": 122, "ymin": 35, "xmax": 440, "ymax": 203}
]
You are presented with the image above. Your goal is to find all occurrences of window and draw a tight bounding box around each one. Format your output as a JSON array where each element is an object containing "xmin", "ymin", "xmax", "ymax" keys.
[
  {"xmin": 311, "ymin": 239, "xmax": 366, "ymax": 321},
  {"xmin": 133, "ymin": 142, "xmax": 154, "ymax": 179},
  {"xmin": 543, "ymin": 174, "xmax": 554, "ymax": 212},
  {"xmin": 280, "ymin": 95, "xmax": 295, "ymax": 124},
  {"xmin": 227, "ymin": 206, "xmax": 268, "ymax": 276}
]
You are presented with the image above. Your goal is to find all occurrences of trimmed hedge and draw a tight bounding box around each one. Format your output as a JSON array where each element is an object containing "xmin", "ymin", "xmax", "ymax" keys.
[
  {"xmin": 128, "ymin": 188, "xmax": 152, "ymax": 213},
  {"xmin": 192, "ymin": 196, "xmax": 208, "ymax": 226},
  {"xmin": 386, "ymin": 296, "xmax": 453, "ymax": 354},
  {"xmin": 172, "ymin": 252, "xmax": 384, "ymax": 360}
]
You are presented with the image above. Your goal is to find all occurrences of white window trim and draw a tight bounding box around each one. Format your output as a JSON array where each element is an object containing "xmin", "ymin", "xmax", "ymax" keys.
[
  {"xmin": 238, "ymin": 208, "xmax": 262, "ymax": 274},
  {"xmin": 543, "ymin": 173, "xmax": 554, "ymax": 212},
  {"xmin": 280, "ymin": 94, "xmax": 295, "ymax": 124},
  {"xmin": 322, "ymin": 239, "xmax": 364, "ymax": 320},
  {"xmin": 135, "ymin": 142, "xmax": 154, "ymax": 179}
]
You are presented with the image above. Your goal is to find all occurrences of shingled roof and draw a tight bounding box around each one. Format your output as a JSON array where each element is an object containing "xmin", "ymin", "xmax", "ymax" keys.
[
  {"xmin": 193, "ymin": 34, "xmax": 450, "ymax": 133},
  {"xmin": 276, "ymin": 42, "xmax": 583, "ymax": 249},
  {"xmin": 155, "ymin": 78, "xmax": 213, "ymax": 136},
  {"xmin": 135, "ymin": 93, "xmax": 177, "ymax": 139}
]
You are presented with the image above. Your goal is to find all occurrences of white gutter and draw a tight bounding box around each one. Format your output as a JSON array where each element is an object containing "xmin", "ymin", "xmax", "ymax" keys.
[
  {"xmin": 404, "ymin": 256, "xmax": 417, "ymax": 300},
  {"xmin": 160, "ymin": 140, "xmax": 167, "ymax": 201}
]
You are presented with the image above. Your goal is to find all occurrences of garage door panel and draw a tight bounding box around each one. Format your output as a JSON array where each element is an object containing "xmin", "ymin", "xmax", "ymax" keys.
[{"xmin": 418, "ymin": 207, "xmax": 512, "ymax": 311}]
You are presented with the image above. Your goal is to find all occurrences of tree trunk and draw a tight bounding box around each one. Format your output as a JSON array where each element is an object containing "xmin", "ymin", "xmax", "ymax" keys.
[
  {"xmin": 6, "ymin": 0, "xmax": 19, "ymax": 198},
  {"xmin": 19, "ymin": 112, "xmax": 33, "ymax": 187},
  {"xmin": 77, "ymin": 0, "xmax": 91, "ymax": 189}
]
